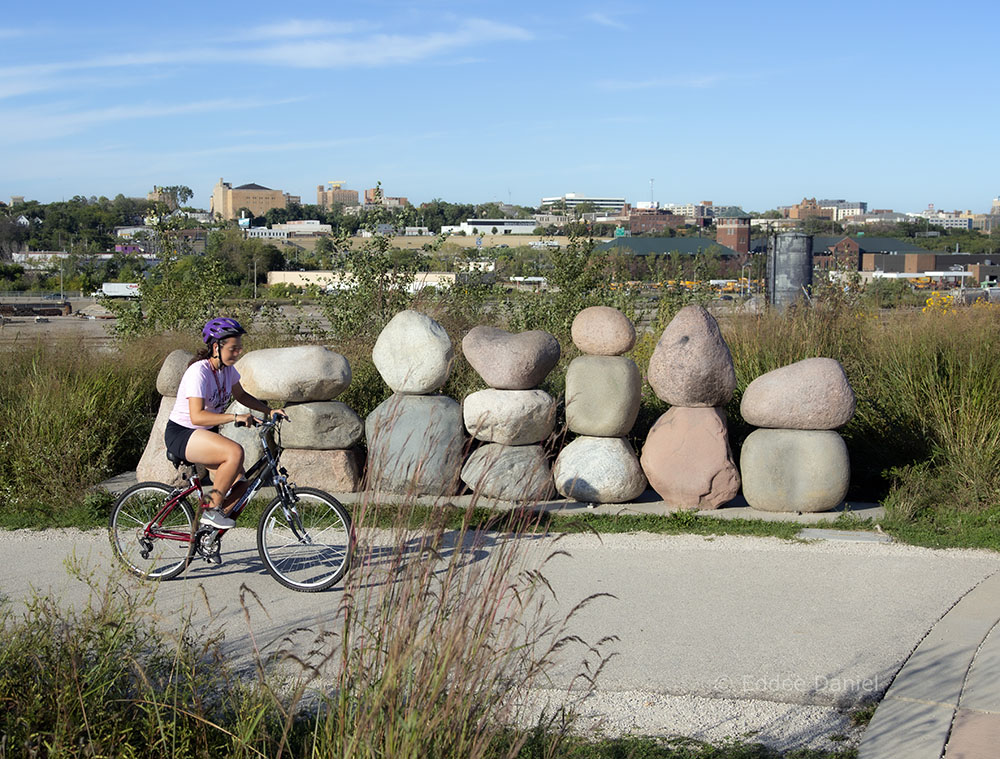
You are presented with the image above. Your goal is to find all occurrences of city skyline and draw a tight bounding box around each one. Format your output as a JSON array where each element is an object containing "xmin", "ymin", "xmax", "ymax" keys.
[{"xmin": 2, "ymin": 0, "xmax": 998, "ymax": 213}]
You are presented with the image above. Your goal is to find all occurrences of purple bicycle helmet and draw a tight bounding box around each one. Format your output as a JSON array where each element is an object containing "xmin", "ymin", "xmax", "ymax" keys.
[{"xmin": 202, "ymin": 317, "xmax": 246, "ymax": 344}]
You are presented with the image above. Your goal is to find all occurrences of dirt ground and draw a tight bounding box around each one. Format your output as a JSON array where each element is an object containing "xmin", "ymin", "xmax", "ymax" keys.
[{"xmin": 0, "ymin": 299, "xmax": 117, "ymax": 347}]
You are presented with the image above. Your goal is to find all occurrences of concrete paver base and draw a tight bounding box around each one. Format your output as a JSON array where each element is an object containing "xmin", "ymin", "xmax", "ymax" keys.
[{"xmin": 945, "ymin": 710, "xmax": 1000, "ymax": 759}]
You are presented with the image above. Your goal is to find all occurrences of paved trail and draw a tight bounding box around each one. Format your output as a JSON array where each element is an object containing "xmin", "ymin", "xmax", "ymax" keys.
[{"xmin": 3, "ymin": 528, "xmax": 998, "ymax": 752}]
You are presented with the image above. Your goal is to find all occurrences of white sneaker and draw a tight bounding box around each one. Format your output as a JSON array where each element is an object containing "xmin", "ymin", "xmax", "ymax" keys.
[{"xmin": 199, "ymin": 508, "xmax": 235, "ymax": 529}]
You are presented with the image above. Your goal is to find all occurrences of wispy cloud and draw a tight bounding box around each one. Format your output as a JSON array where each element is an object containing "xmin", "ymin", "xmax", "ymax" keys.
[
  {"xmin": 596, "ymin": 74, "xmax": 726, "ymax": 91},
  {"xmin": 236, "ymin": 19, "xmax": 366, "ymax": 40},
  {"xmin": 585, "ymin": 12, "xmax": 627, "ymax": 30},
  {"xmin": 0, "ymin": 96, "xmax": 307, "ymax": 143},
  {"xmin": 0, "ymin": 17, "xmax": 533, "ymax": 100}
]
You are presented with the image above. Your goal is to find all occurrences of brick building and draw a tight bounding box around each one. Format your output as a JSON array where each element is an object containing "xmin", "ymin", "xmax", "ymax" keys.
[{"xmin": 715, "ymin": 215, "xmax": 751, "ymax": 254}]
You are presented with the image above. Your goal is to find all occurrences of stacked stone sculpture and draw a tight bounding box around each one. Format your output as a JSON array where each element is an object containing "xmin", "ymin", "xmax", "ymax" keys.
[
  {"xmin": 235, "ymin": 346, "xmax": 358, "ymax": 493},
  {"xmin": 552, "ymin": 307, "xmax": 647, "ymax": 503},
  {"xmin": 365, "ymin": 310, "xmax": 465, "ymax": 496},
  {"xmin": 738, "ymin": 358, "xmax": 855, "ymax": 512},
  {"xmin": 639, "ymin": 305, "xmax": 741, "ymax": 510},
  {"xmin": 459, "ymin": 326, "xmax": 560, "ymax": 501},
  {"xmin": 137, "ymin": 345, "xmax": 360, "ymax": 493}
]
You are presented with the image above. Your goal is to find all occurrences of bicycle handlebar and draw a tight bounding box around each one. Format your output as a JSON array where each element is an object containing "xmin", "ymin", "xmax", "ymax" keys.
[{"xmin": 235, "ymin": 412, "xmax": 289, "ymax": 429}]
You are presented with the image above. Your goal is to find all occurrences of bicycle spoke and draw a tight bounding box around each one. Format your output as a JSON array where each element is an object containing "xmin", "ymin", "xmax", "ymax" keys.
[
  {"xmin": 257, "ymin": 489, "xmax": 352, "ymax": 592},
  {"xmin": 109, "ymin": 483, "xmax": 193, "ymax": 581}
]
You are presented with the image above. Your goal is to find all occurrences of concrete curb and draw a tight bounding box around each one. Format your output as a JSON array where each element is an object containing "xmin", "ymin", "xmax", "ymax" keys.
[
  {"xmin": 858, "ymin": 571, "xmax": 1000, "ymax": 758},
  {"xmin": 100, "ymin": 471, "xmax": 885, "ymax": 525}
]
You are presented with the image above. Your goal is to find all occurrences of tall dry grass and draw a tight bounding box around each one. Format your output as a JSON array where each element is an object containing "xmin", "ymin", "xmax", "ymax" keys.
[{"xmin": 0, "ymin": 341, "xmax": 164, "ymax": 522}]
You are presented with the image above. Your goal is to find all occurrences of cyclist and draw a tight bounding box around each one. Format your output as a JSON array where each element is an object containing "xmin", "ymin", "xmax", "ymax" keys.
[{"xmin": 165, "ymin": 317, "xmax": 285, "ymax": 529}]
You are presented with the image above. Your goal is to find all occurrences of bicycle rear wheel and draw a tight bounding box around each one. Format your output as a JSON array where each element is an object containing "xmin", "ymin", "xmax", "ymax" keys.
[
  {"xmin": 109, "ymin": 482, "xmax": 195, "ymax": 580},
  {"xmin": 257, "ymin": 487, "xmax": 352, "ymax": 592}
]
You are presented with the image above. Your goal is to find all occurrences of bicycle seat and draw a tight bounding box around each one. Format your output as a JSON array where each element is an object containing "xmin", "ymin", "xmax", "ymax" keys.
[{"xmin": 165, "ymin": 450, "xmax": 195, "ymax": 469}]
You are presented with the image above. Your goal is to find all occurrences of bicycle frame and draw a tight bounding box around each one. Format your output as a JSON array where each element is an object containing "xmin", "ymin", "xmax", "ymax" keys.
[{"xmin": 143, "ymin": 417, "xmax": 293, "ymax": 545}]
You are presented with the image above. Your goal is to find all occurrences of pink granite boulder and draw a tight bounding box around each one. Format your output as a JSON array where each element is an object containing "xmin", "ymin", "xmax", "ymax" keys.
[
  {"xmin": 639, "ymin": 406, "xmax": 740, "ymax": 510},
  {"xmin": 647, "ymin": 305, "xmax": 736, "ymax": 407},
  {"xmin": 462, "ymin": 326, "xmax": 560, "ymax": 390}
]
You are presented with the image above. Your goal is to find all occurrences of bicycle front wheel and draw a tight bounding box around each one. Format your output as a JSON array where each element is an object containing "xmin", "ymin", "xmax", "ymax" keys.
[
  {"xmin": 109, "ymin": 482, "xmax": 195, "ymax": 581},
  {"xmin": 257, "ymin": 487, "xmax": 352, "ymax": 592}
]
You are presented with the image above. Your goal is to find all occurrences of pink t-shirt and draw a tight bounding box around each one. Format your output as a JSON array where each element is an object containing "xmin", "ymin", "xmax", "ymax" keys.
[{"xmin": 169, "ymin": 360, "xmax": 241, "ymax": 429}]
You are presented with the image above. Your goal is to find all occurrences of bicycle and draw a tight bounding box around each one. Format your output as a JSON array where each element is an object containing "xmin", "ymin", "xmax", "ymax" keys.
[{"xmin": 108, "ymin": 416, "xmax": 353, "ymax": 592}]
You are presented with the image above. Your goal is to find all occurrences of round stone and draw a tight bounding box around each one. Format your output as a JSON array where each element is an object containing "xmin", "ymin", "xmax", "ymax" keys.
[
  {"xmin": 156, "ymin": 349, "xmax": 194, "ymax": 396},
  {"xmin": 372, "ymin": 310, "xmax": 453, "ymax": 394},
  {"xmin": 552, "ymin": 436, "xmax": 647, "ymax": 504},
  {"xmin": 739, "ymin": 429, "xmax": 850, "ymax": 513},
  {"xmin": 647, "ymin": 305, "xmax": 736, "ymax": 407},
  {"xmin": 461, "ymin": 444, "xmax": 554, "ymax": 502},
  {"xmin": 462, "ymin": 326, "xmax": 561, "ymax": 390},
  {"xmin": 571, "ymin": 306, "xmax": 636, "ymax": 355},
  {"xmin": 741, "ymin": 358, "xmax": 856, "ymax": 430},
  {"xmin": 565, "ymin": 355, "xmax": 641, "ymax": 437},
  {"xmin": 236, "ymin": 346, "xmax": 351, "ymax": 402},
  {"xmin": 463, "ymin": 389, "xmax": 556, "ymax": 445},
  {"xmin": 280, "ymin": 401, "xmax": 363, "ymax": 449}
]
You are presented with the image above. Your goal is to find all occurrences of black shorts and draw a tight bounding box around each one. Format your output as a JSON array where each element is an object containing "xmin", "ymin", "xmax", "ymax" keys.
[{"xmin": 164, "ymin": 420, "xmax": 212, "ymax": 463}]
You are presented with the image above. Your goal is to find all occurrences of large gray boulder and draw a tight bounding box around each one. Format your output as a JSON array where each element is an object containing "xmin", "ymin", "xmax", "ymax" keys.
[
  {"xmin": 741, "ymin": 358, "xmax": 856, "ymax": 430},
  {"xmin": 461, "ymin": 444, "xmax": 554, "ymax": 502},
  {"xmin": 463, "ymin": 389, "xmax": 556, "ymax": 445},
  {"xmin": 372, "ymin": 309, "xmax": 453, "ymax": 394},
  {"xmin": 462, "ymin": 326, "xmax": 560, "ymax": 390},
  {"xmin": 235, "ymin": 346, "xmax": 351, "ymax": 402},
  {"xmin": 365, "ymin": 394, "xmax": 466, "ymax": 496},
  {"xmin": 740, "ymin": 429, "xmax": 850, "ymax": 512},
  {"xmin": 565, "ymin": 355, "xmax": 641, "ymax": 437},
  {"xmin": 639, "ymin": 407, "xmax": 740, "ymax": 510},
  {"xmin": 280, "ymin": 401, "xmax": 363, "ymax": 450},
  {"xmin": 156, "ymin": 350, "xmax": 195, "ymax": 396},
  {"xmin": 571, "ymin": 306, "xmax": 636, "ymax": 356},
  {"xmin": 647, "ymin": 305, "xmax": 736, "ymax": 407},
  {"xmin": 552, "ymin": 436, "xmax": 647, "ymax": 504},
  {"xmin": 280, "ymin": 448, "xmax": 361, "ymax": 493}
]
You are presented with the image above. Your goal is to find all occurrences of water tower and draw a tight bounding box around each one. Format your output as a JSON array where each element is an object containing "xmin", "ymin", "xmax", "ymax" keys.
[{"xmin": 767, "ymin": 233, "xmax": 812, "ymax": 308}]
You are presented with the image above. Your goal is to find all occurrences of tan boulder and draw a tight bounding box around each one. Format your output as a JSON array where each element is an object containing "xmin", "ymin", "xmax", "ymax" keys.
[
  {"xmin": 647, "ymin": 305, "xmax": 736, "ymax": 407},
  {"xmin": 136, "ymin": 396, "xmax": 185, "ymax": 484},
  {"xmin": 280, "ymin": 448, "xmax": 361, "ymax": 494},
  {"xmin": 156, "ymin": 350, "xmax": 195, "ymax": 396},
  {"xmin": 740, "ymin": 358, "xmax": 855, "ymax": 430},
  {"xmin": 639, "ymin": 406, "xmax": 740, "ymax": 510},
  {"xmin": 571, "ymin": 306, "xmax": 636, "ymax": 356}
]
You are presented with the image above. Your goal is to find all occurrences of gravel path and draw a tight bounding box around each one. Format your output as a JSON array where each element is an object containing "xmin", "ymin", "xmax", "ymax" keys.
[{"xmin": 3, "ymin": 527, "xmax": 998, "ymax": 752}]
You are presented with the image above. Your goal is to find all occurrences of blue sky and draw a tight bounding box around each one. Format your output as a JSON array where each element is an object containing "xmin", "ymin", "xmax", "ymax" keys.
[{"xmin": 2, "ymin": 0, "xmax": 998, "ymax": 213}]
